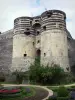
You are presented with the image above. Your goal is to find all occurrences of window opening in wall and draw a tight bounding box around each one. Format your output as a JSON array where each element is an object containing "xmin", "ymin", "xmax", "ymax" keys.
[
  {"xmin": 36, "ymin": 49, "xmax": 41, "ymax": 58},
  {"xmin": 43, "ymin": 26, "xmax": 46, "ymax": 31},
  {"xmin": 24, "ymin": 28, "xmax": 30, "ymax": 35},
  {"xmin": 26, "ymin": 28, "xmax": 29, "ymax": 31},
  {"xmin": 37, "ymin": 31, "xmax": 40, "ymax": 35},
  {"xmin": 37, "ymin": 40, "xmax": 40, "ymax": 43},
  {"xmin": 24, "ymin": 31, "xmax": 30, "ymax": 35},
  {"xmin": 44, "ymin": 53, "xmax": 46, "ymax": 57},
  {"xmin": 30, "ymin": 21, "xmax": 32, "ymax": 25},
  {"xmin": 33, "ymin": 42, "xmax": 35, "ymax": 46},
  {"xmin": 24, "ymin": 54, "xmax": 27, "ymax": 57},
  {"xmin": 66, "ymin": 67, "xmax": 69, "ymax": 71},
  {"xmin": 64, "ymin": 16, "xmax": 66, "ymax": 20},
  {"xmin": 47, "ymin": 12, "xmax": 52, "ymax": 18}
]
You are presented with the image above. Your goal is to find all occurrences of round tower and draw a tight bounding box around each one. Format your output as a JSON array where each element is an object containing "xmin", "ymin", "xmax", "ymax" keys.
[
  {"xmin": 41, "ymin": 10, "xmax": 70, "ymax": 71},
  {"xmin": 11, "ymin": 17, "xmax": 36, "ymax": 71}
]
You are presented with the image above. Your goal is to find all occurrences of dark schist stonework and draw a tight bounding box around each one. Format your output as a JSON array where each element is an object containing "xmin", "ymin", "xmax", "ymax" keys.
[
  {"xmin": 68, "ymin": 38, "xmax": 75, "ymax": 67},
  {"xmin": 0, "ymin": 30, "xmax": 13, "ymax": 72}
]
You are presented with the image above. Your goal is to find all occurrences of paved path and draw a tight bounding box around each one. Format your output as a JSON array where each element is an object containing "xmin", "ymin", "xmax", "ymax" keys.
[{"xmin": 2, "ymin": 84, "xmax": 53, "ymax": 100}]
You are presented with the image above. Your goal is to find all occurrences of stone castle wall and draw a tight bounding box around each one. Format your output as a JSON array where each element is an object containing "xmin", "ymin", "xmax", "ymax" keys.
[
  {"xmin": 0, "ymin": 10, "xmax": 75, "ymax": 72},
  {"xmin": 0, "ymin": 30, "xmax": 13, "ymax": 72}
]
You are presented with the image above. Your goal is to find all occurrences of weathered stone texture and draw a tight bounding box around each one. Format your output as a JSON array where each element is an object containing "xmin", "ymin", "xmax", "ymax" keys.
[
  {"xmin": 0, "ymin": 10, "xmax": 75, "ymax": 72},
  {"xmin": 0, "ymin": 30, "xmax": 13, "ymax": 72},
  {"xmin": 68, "ymin": 38, "xmax": 75, "ymax": 67}
]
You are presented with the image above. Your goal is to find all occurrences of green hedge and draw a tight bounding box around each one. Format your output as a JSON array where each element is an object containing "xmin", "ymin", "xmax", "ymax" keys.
[
  {"xmin": 0, "ymin": 92, "xmax": 21, "ymax": 98},
  {"xmin": 57, "ymin": 86, "xmax": 69, "ymax": 97},
  {"xmin": 57, "ymin": 97, "xmax": 69, "ymax": 100}
]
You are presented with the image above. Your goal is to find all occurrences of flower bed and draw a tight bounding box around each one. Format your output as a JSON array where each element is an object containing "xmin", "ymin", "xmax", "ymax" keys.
[
  {"xmin": 0, "ymin": 88, "xmax": 20, "ymax": 94},
  {"xmin": 0, "ymin": 87, "xmax": 21, "ymax": 98},
  {"xmin": 0, "ymin": 86, "xmax": 35, "ymax": 99}
]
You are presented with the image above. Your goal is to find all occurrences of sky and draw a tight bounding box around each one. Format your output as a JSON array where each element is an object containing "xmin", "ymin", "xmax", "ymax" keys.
[{"xmin": 0, "ymin": 0, "xmax": 74, "ymax": 39}]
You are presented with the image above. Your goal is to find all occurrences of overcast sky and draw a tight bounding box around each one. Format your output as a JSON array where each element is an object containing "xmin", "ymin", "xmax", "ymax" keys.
[{"xmin": 0, "ymin": 0, "xmax": 74, "ymax": 39}]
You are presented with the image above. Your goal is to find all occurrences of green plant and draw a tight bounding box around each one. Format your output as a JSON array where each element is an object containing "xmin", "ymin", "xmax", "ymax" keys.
[
  {"xmin": 57, "ymin": 86, "xmax": 69, "ymax": 97},
  {"xmin": 12, "ymin": 70, "xmax": 29, "ymax": 84},
  {"xmin": 0, "ymin": 72, "xmax": 5, "ymax": 82},
  {"xmin": 70, "ymin": 86, "xmax": 75, "ymax": 88},
  {"xmin": 29, "ymin": 58, "xmax": 66, "ymax": 85},
  {"xmin": 57, "ymin": 97, "xmax": 69, "ymax": 100}
]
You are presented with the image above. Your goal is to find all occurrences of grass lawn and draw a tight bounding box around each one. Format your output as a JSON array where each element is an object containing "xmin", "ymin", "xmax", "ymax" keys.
[{"xmin": 47, "ymin": 84, "xmax": 75, "ymax": 94}]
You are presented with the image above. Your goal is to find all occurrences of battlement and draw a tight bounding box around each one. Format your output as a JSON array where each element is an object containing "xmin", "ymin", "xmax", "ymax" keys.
[{"xmin": 14, "ymin": 10, "xmax": 66, "ymax": 37}]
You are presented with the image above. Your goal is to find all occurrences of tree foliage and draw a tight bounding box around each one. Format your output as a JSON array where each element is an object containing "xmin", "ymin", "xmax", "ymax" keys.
[
  {"xmin": 12, "ymin": 70, "xmax": 29, "ymax": 84},
  {"xmin": 57, "ymin": 86, "xmax": 69, "ymax": 97},
  {"xmin": 29, "ymin": 57, "xmax": 65, "ymax": 85}
]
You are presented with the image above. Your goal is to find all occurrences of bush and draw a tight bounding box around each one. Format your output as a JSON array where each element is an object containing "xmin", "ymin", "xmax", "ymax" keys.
[
  {"xmin": 70, "ymin": 86, "xmax": 75, "ymax": 88},
  {"xmin": 57, "ymin": 86, "xmax": 69, "ymax": 97},
  {"xmin": 48, "ymin": 93, "xmax": 57, "ymax": 100},
  {"xmin": 63, "ymin": 73, "xmax": 74, "ymax": 84},
  {"xmin": 12, "ymin": 70, "xmax": 29, "ymax": 84},
  {"xmin": 57, "ymin": 97, "xmax": 69, "ymax": 100},
  {"xmin": 0, "ymin": 72, "xmax": 5, "ymax": 82},
  {"xmin": 29, "ymin": 57, "xmax": 66, "ymax": 85}
]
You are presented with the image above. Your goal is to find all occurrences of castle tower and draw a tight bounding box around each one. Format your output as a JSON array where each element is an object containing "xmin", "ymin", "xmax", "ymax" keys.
[
  {"xmin": 11, "ymin": 17, "xmax": 36, "ymax": 71},
  {"xmin": 41, "ymin": 10, "xmax": 70, "ymax": 71},
  {"xmin": 32, "ymin": 16, "xmax": 41, "ymax": 57}
]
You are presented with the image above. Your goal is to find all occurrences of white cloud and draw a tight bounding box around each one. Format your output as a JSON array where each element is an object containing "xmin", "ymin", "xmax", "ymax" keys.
[{"xmin": 0, "ymin": 0, "xmax": 74, "ymax": 39}]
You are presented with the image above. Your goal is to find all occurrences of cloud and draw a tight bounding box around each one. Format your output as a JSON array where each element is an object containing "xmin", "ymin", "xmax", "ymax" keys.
[{"xmin": 0, "ymin": 0, "xmax": 74, "ymax": 39}]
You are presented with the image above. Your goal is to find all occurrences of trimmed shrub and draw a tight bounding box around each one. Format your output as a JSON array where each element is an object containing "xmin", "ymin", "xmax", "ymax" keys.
[
  {"xmin": 57, "ymin": 86, "xmax": 69, "ymax": 97},
  {"xmin": 0, "ymin": 72, "xmax": 5, "ymax": 82},
  {"xmin": 48, "ymin": 96, "xmax": 57, "ymax": 100},
  {"xmin": 70, "ymin": 91, "xmax": 75, "ymax": 99},
  {"xmin": 57, "ymin": 97, "xmax": 69, "ymax": 100},
  {"xmin": 71, "ymin": 86, "xmax": 75, "ymax": 88}
]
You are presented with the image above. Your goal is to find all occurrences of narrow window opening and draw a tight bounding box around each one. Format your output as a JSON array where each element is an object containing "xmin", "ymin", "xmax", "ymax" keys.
[
  {"xmin": 26, "ymin": 28, "xmax": 29, "ymax": 31},
  {"xmin": 44, "ymin": 53, "xmax": 46, "ymax": 57},
  {"xmin": 43, "ymin": 26, "xmax": 46, "ymax": 31},
  {"xmin": 36, "ymin": 49, "xmax": 41, "ymax": 58},
  {"xmin": 64, "ymin": 16, "xmax": 66, "ymax": 20},
  {"xmin": 66, "ymin": 67, "xmax": 69, "ymax": 71},
  {"xmin": 37, "ymin": 40, "xmax": 40, "ymax": 43},
  {"xmin": 33, "ymin": 42, "xmax": 35, "ymax": 46},
  {"xmin": 47, "ymin": 14, "xmax": 51, "ymax": 18},
  {"xmin": 37, "ymin": 31, "xmax": 40, "ymax": 35},
  {"xmin": 24, "ymin": 54, "xmax": 27, "ymax": 57},
  {"xmin": 47, "ymin": 12, "xmax": 52, "ymax": 18},
  {"xmin": 30, "ymin": 21, "xmax": 32, "ymax": 25}
]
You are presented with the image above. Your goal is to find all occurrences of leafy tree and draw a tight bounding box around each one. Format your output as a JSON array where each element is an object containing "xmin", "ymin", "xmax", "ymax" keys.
[
  {"xmin": 29, "ymin": 57, "xmax": 41, "ymax": 83},
  {"xmin": 0, "ymin": 72, "xmax": 5, "ymax": 82},
  {"xmin": 57, "ymin": 86, "xmax": 69, "ymax": 97},
  {"xmin": 12, "ymin": 70, "xmax": 29, "ymax": 84},
  {"xmin": 29, "ymin": 57, "xmax": 66, "ymax": 85}
]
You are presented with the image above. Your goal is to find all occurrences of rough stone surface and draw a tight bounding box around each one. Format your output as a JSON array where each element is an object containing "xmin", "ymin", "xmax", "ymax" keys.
[
  {"xmin": 0, "ymin": 30, "xmax": 13, "ymax": 72},
  {"xmin": 0, "ymin": 10, "xmax": 75, "ymax": 72}
]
